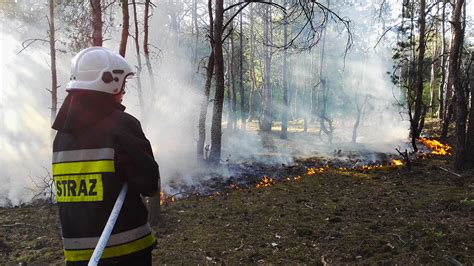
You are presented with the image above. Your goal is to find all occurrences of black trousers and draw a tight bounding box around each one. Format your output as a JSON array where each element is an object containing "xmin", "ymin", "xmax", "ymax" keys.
[{"xmin": 66, "ymin": 251, "xmax": 152, "ymax": 266}]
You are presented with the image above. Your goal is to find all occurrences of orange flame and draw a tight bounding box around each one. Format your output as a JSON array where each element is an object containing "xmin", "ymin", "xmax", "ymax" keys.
[
  {"xmin": 160, "ymin": 191, "xmax": 175, "ymax": 206},
  {"xmin": 307, "ymin": 167, "xmax": 327, "ymax": 175},
  {"xmin": 391, "ymin": 159, "xmax": 404, "ymax": 166},
  {"xmin": 419, "ymin": 138, "xmax": 451, "ymax": 155},
  {"xmin": 256, "ymin": 176, "xmax": 275, "ymax": 188}
]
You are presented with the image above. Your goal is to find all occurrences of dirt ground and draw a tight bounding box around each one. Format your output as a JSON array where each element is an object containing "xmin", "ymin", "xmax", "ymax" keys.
[{"xmin": 0, "ymin": 153, "xmax": 472, "ymax": 265}]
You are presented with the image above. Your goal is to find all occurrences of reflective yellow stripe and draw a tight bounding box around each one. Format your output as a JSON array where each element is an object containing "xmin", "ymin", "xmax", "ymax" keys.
[
  {"xmin": 52, "ymin": 160, "xmax": 115, "ymax": 176},
  {"xmin": 53, "ymin": 148, "xmax": 115, "ymax": 163},
  {"xmin": 64, "ymin": 233, "xmax": 156, "ymax": 262},
  {"xmin": 54, "ymin": 174, "xmax": 103, "ymax": 202},
  {"xmin": 63, "ymin": 224, "xmax": 152, "ymax": 249}
]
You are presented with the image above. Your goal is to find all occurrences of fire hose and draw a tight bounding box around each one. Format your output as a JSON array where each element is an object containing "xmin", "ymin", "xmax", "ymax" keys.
[{"xmin": 88, "ymin": 183, "xmax": 128, "ymax": 266}]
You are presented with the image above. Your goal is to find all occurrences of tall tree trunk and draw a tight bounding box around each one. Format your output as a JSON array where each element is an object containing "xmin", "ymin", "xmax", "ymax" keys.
[
  {"xmin": 411, "ymin": 0, "xmax": 426, "ymax": 139},
  {"xmin": 197, "ymin": 0, "xmax": 214, "ymax": 162},
  {"xmin": 142, "ymin": 0, "xmax": 160, "ymax": 226},
  {"xmin": 49, "ymin": 0, "xmax": 57, "ymax": 126},
  {"xmin": 209, "ymin": 0, "xmax": 225, "ymax": 164},
  {"xmin": 226, "ymin": 40, "xmax": 234, "ymax": 130},
  {"xmin": 352, "ymin": 104, "xmax": 363, "ymax": 143},
  {"xmin": 91, "ymin": 0, "xmax": 102, "ymax": 46},
  {"xmin": 441, "ymin": 0, "xmax": 459, "ymax": 138},
  {"xmin": 144, "ymin": 0, "xmax": 156, "ymax": 94},
  {"xmin": 239, "ymin": 9, "xmax": 246, "ymax": 131},
  {"xmin": 398, "ymin": 0, "xmax": 406, "ymax": 96},
  {"xmin": 303, "ymin": 52, "xmax": 309, "ymax": 133},
  {"xmin": 451, "ymin": 0, "xmax": 467, "ymax": 170},
  {"xmin": 132, "ymin": 0, "xmax": 145, "ymax": 116},
  {"xmin": 429, "ymin": 35, "xmax": 439, "ymax": 115},
  {"xmin": 352, "ymin": 64, "xmax": 368, "ymax": 143},
  {"xmin": 197, "ymin": 52, "xmax": 215, "ymax": 161},
  {"xmin": 226, "ymin": 5, "xmax": 237, "ymax": 131},
  {"xmin": 293, "ymin": 84, "xmax": 298, "ymax": 120},
  {"xmin": 168, "ymin": 0, "xmax": 179, "ymax": 46},
  {"xmin": 192, "ymin": 0, "xmax": 199, "ymax": 66},
  {"xmin": 247, "ymin": 4, "xmax": 257, "ymax": 123},
  {"xmin": 438, "ymin": 0, "xmax": 446, "ymax": 119},
  {"xmin": 280, "ymin": 0, "xmax": 289, "ymax": 140},
  {"xmin": 119, "ymin": 0, "xmax": 129, "ymax": 57},
  {"xmin": 465, "ymin": 0, "xmax": 474, "ymax": 166},
  {"xmin": 230, "ymin": 30, "xmax": 237, "ymax": 130},
  {"xmin": 406, "ymin": 0, "xmax": 419, "ymax": 151},
  {"xmin": 261, "ymin": 1, "xmax": 272, "ymax": 132},
  {"xmin": 310, "ymin": 49, "xmax": 317, "ymax": 122},
  {"xmin": 318, "ymin": 1, "xmax": 332, "ymax": 143},
  {"xmin": 466, "ymin": 59, "xmax": 474, "ymax": 168}
]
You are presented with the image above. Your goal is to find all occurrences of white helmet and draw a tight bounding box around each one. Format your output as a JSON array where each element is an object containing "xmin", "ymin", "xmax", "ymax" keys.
[{"xmin": 66, "ymin": 47, "xmax": 134, "ymax": 94}]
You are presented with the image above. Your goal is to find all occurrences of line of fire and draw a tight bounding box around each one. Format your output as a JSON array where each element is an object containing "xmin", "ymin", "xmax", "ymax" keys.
[{"xmin": 159, "ymin": 137, "xmax": 453, "ymax": 204}]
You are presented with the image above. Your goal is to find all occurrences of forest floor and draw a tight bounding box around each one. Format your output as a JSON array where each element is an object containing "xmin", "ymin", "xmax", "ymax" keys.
[{"xmin": 0, "ymin": 122, "xmax": 473, "ymax": 264}]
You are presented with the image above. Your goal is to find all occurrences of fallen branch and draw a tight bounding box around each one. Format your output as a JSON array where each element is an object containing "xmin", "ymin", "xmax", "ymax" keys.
[
  {"xmin": 232, "ymin": 239, "xmax": 245, "ymax": 251},
  {"xmin": 2, "ymin": 222, "xmax": 41, "ymax": 229},
  {"xmin": 444, "ymin": 256, "xmax": 463, "ymax": 266},
  {"xmin": 395, "ymin": 148, "xmax": 412, "ymax": 170},
  {"xmin": 390, "ymin": 233, "xmax": 406, "ymax": 244},
  {"xmin": 437, "ymin": 166, "xmax": 462, "ymax": 177}
]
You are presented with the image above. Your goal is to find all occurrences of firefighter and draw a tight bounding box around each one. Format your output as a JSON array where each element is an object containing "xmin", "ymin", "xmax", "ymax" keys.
[{"xmin": 52, "ymin": 47, "xmax": 160, "ymax": 265}]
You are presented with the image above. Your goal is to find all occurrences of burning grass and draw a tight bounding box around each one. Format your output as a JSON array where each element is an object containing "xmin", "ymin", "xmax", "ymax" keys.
[
  {"xmin": 153, "ymin": 156, "xmax": 473, "ymax": 264},
  {"xmin": 419, "ymin": 137, "xmax": 452, "ymax": 155}
]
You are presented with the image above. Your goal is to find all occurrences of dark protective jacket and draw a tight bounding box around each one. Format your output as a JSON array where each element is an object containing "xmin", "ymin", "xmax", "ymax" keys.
[{"xmin": 52, "ymin": 91, "xmax": 159, "ymax": 264}]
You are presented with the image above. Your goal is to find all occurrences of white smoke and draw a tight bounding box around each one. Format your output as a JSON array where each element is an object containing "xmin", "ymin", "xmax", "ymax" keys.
[
  {"xmin": 0, "ymin": 1, "xmax": 412, "ymax": 206},
  {"xmin": 0, "ymin": 10, "xmax": 62, "ymax": 206}
]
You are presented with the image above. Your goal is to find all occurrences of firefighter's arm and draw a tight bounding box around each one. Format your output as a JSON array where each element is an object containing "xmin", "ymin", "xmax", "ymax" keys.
[{"xmin": 117, "ymin": 116, "xmax": 160, "ymax": 196}]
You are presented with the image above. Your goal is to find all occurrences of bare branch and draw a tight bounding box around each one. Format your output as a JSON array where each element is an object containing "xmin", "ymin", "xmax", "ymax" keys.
[
  {"xmin": 223, "ymin": 2, "xmax": 250, "ymax": 33},
  {"xmin": 17, "ymin": 38, "xmax": 49, "ymax": 55}
]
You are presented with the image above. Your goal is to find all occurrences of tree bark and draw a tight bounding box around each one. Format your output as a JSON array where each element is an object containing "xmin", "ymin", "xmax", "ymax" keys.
[
  {"xmin": 144, "ymin": 0, "xmax": 156, "ymax": 95},
  {"xmin": 49, "ymin": 0, "xmax": 57, "ymax": 126},
  {"xmin": 197, "ymin": 52, "xmax": 215, "ymax": 161},
  {"xmin": 437, "ymin": 0, "xmax": 446, "ymax": 119},
  {"xmin": 226, "ymin": 40, "xmax": 234, "ymax": 130},
  {"xmin": 318, "ymin": 1, "xmax": 332, "ymax": 144},
  {"xmin": 441, "ymin": 0, "xmax": 461, "ymax": 139},
  {"xmin": 230, "ymin": 29, "xmax": 237, "ymax": 130},
  {"xmin": 142, "ymin": 0, "xmax": 159, "ymax": 223},
  {"xmin": 451, "ymin": 0, "xmax": 467, "ymax": 170},
  {"xmin": 239, "ymin": 9, "xmax": 246, "ymax": 131},
  {"xmin": 310, "ymin": 49, "xmax": 317, "ymax": 123},
  {"xmin": 411, "ymin": 0, "xmax": 426, "ymax": 139},
  {"xmin": 197, "ymin": 0, "xmax": 215, "ymax": 162},
  {"xmin": 91, "ymin": 0, "xmax": 102, "ymax": 46},
  {"xmin": 247, "ymin": 4, "xmax": 257, "ymax": 123},
  {"xmin": 209, "ymin": 0, "xmax": 225, "ymax": 164},
  {"xmin": 192, "ymin": 0, "xmax": 199, "ymax": 66},
  {"xmin": 466, "ymin": 60, "xmax": 474, "ymax": 168},
  {"xmin": 261, "ymin": 1, "xmax": 272, "ymax": 132},
  {"xmin": 429, "ymin": 36, "xmax": 439, "ymax": 115},
  {"xmin": 280, "ymin": 0, "xmax": 289, "ymax": 139},
  {"xmin": 119, "ymin": 0, "xmax": 129, "ymax": 57}
]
